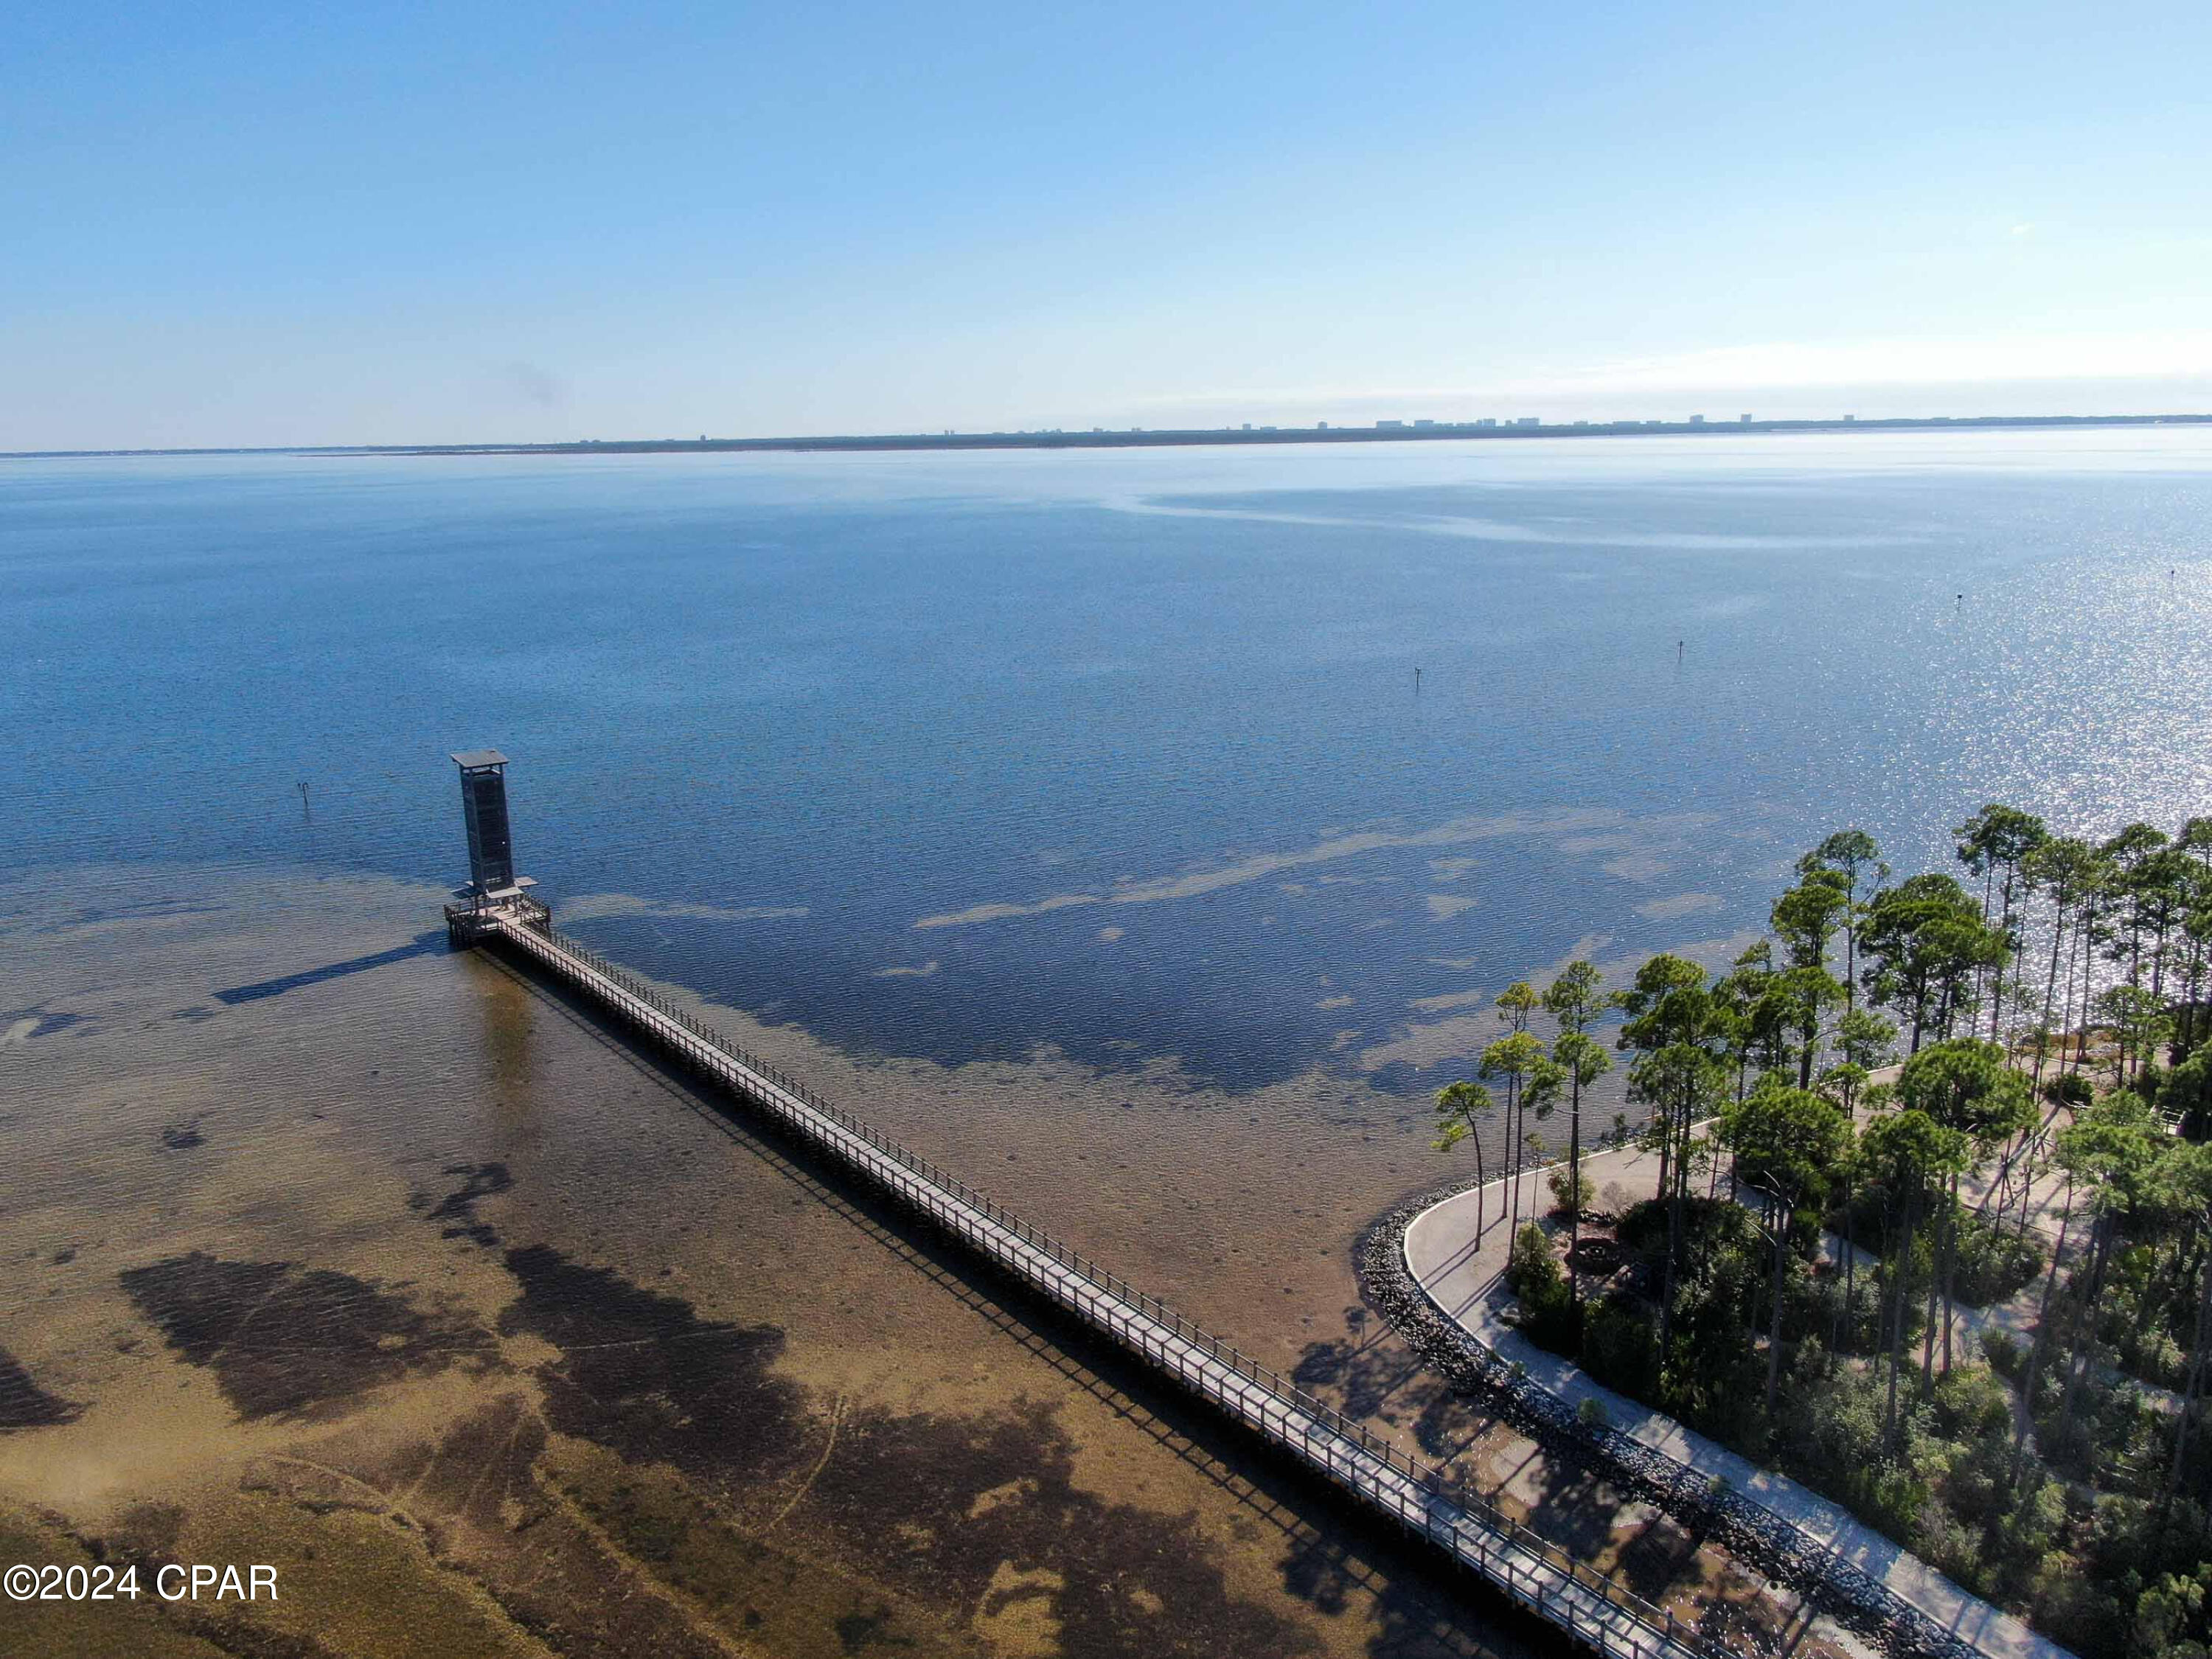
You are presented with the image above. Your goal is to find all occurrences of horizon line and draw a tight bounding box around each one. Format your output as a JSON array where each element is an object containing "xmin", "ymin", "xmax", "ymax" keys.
[{"xmin": 7, "ymin": 408, "xmax": 2212, "ymax": 463}]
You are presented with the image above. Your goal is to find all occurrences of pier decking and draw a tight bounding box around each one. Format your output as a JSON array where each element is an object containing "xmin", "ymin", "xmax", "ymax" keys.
[{"xmin": 449, "ymin": 894, "xmax": 1711, "ymax": 1659}]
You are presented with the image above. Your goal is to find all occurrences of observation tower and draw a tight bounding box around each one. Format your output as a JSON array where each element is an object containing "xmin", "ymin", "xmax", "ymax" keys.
[{"xmin": 443, "ymin": 749, "xmax": 545, "ymax": 943}]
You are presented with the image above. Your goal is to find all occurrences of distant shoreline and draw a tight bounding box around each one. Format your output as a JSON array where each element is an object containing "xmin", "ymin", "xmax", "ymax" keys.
[{"xmin": 8, "ymin": 409, "xmax": 2211, "ymax": 462}]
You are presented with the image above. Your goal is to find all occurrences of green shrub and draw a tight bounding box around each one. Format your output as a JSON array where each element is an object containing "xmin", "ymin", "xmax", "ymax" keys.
[
  {"xmin": 1508, "ymin": 1223, "xmax": 1575, "ymax": 1344},
  {"xmin": 1617, "ymin": 1196, "xmax": 1756, "ymax": 1280},
  {"xmin": 1581, "ymin": 1295, "xmax": 1660, "ymax": 1398},
  {"xmin": 2047, "ymin": 1071, "xmax": 2093, "ymax": 1107},
  {"xmin": 1828, "ymin": 1198, "xmax": 2037, "ymax": 1310},
  {"xmin": 1914, "ymin": 1497, "xmax": 1984, "ymax": 1585},
  {"xmin": 1508, "ymin": 1222, "xmax": 1562, "ymax": 1296},
  {"xmin": 1615, "ymin": 1197, "xmax": 1669, "ymax": 1256},
  {"xmin": 1548, "ymin": 1166, "xmax": 1596, "ymax": 1216},
  {"xmin": 1868, "ymin": 1462, "xmax": 1932, "ymax": 1538},
  {"xmin": 2116, "ymin": 1326, "xmax": 2187, "ymax": 1391},
  {"xmin": 2162, "ymin": 1048, "xmax": 2212, "ymax": 1136},
  {"xmin": 1931, "ymin": 1364, "xmax": 2013, "ymax": 1440},
  {"xmin": 1952, "ymin": 1212, "xmax": 2046, "ymax": 1305}
]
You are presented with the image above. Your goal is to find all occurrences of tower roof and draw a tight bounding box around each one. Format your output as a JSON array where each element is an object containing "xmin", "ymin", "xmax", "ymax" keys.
[{"xmin": 450, "ymin": 749, "xmax": 509, "ymax": 770}]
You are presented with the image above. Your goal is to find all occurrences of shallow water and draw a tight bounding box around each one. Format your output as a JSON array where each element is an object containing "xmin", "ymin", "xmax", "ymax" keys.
[{"xmin": 0, "ymin": 866, "xmax": 1576, "ymax": 1658}]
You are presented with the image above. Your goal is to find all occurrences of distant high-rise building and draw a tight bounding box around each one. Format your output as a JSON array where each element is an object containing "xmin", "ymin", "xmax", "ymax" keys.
[
  {"xmin": 1377, "ymin": 419, "xmax": 1405, "ymax": 430},
  {"xmin": 1514, "ymin": 417, "xmax": 1540, "ymax": 428},
  {"xmin": 1317, "ymin": 421, "xmax": 1329, "ymax": 430},
  {"xmin": 1843, "ymin": 414, "xmax": 1857, "ymax": 422},
  {"xmin": 1242, "ymin": 422, "xmax": 1253, "ymax": 431},
  {"xmin": 1688, "ymin": 414, "xmax": 1706, "ymax": 425},
  {"xmin": 1739, "ymin": 414, "xmax": 1753, "ymax": 424},
  {"xmin": 1475, "ymin": 418, "xmax": 1497, "ymax": 428},
  {"xmin": 1413, "ymin": 419, "xmax": 1436, "ymax": 428}
]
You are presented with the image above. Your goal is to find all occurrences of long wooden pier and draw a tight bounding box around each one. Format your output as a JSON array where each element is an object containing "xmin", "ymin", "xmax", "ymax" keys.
[{"xmin": 449, "ymin": 893, "xmax": 1713, "ymax": 1659}]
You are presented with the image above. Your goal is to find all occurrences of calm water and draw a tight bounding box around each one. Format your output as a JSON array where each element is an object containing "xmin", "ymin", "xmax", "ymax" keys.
[{"xmin": 8, "ymin": 428, "xmax": 2211, "ymax": 1089}]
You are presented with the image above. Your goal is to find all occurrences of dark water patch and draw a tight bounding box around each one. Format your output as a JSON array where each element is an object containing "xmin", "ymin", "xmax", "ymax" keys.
[
  {"xmin": 119, "ymin": 1252, "xmax": 500, "ymax": 1420},
  {"xmin": 58, "ymin": 898, "xmax": 228, "ymax": 928},
  {"xmin": 0, "ymin": 1346, "xmax": 82, "ymax": 1430},
  {"xmin": 1, "ymin": 1008, "xmax": 87, "ymax": 1040},
  {"xmin": 399, "ymin": 1391, "xmax": 552, "ymax": 1534},
  {"xmin": 414, "ymin": 1162, "xmax": 512, "ymax": 1247},
  {"xmin": 568, "ymin": 908, "xmax": 1329, "ymax": 1096},
  {"xmin": 499, "ymin": 1245, "xmax": 799, "ymax": 1478},
  {"xmin": 160, "ymin": 1119, "xmax": 206, "ymax": 1151},
  {"xmin": 563, "ymin": 824, "xmax": 1672, "ymax": 1098},
  {"xmin": 212, "ymin": 933, "xmax": 444, "ymax": 1006},
  {"xmin": 500, "ymin": 1246, "xmax": 1325, "ymax": 1658},
  {"xmin": 95, "ymin": 1500, "xmax": 189, "ymax": 1562},
  {"xmin": 832, "ymin": 1607, "xmax": 898, "ymax": 1652}
]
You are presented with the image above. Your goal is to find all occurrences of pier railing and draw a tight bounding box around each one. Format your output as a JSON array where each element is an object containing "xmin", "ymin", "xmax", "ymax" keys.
[{"xmin": 473, "ymin": 904, "xmax": 1717, "ymax": 1659}]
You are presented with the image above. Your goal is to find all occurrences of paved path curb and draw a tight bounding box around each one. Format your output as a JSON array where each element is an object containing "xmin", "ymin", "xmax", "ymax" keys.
[{"xmin": 1363, "ymin": 1156, "xmax": 2078, "ymax": 1659}]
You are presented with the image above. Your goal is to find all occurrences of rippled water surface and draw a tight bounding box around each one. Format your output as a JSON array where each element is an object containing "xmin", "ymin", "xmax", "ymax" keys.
[{"xmin": 9, "ymin": 428, "xmax": 2211, "ymax": 1090}]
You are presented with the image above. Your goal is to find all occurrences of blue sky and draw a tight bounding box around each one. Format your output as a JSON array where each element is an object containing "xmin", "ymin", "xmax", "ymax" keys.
[{"xmin": 6, "ymin": 1, "xmax": 2209, "ymax": 448}]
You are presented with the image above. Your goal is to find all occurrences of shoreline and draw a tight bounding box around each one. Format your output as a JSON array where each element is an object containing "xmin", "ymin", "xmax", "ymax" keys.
[
  {"xmin": 1388, "ymin": 1145, "xmax": 2073, "ymax": 1659},
  {"xmin": 1357, "ymin": 1170, "xmax": 1983, "ymax": 1659},
  {"xmin": 7, "ymin": 411, "xmax": 2211, "ymax": 463}
]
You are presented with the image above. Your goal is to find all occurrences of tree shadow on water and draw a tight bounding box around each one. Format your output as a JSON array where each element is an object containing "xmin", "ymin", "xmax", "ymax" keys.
[
  {"xmin": 1411, "ymin": 1385, "xmax": 1500, "ymax": 1468},
  {"xmin": 1509, "ymin": 1440, "xmax": 1717, "ymax": 1632},
  {"xmin": 1279, "ymin": 1528, "xmax": 1550, "ymax": 1659},
  {"xmin": 1518, "ymin": 1455, "xmax": 1632, "ymax": 1559},
  {"xmin": 1295, "ymin": 1332, "xmax": 1430, "ymax": 1422}
]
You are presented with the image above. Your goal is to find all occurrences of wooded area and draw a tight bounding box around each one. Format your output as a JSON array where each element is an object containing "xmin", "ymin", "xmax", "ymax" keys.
[{"xmin": 1438, "ymin": 810, "xmax": 2212, "ymax": 1659}]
